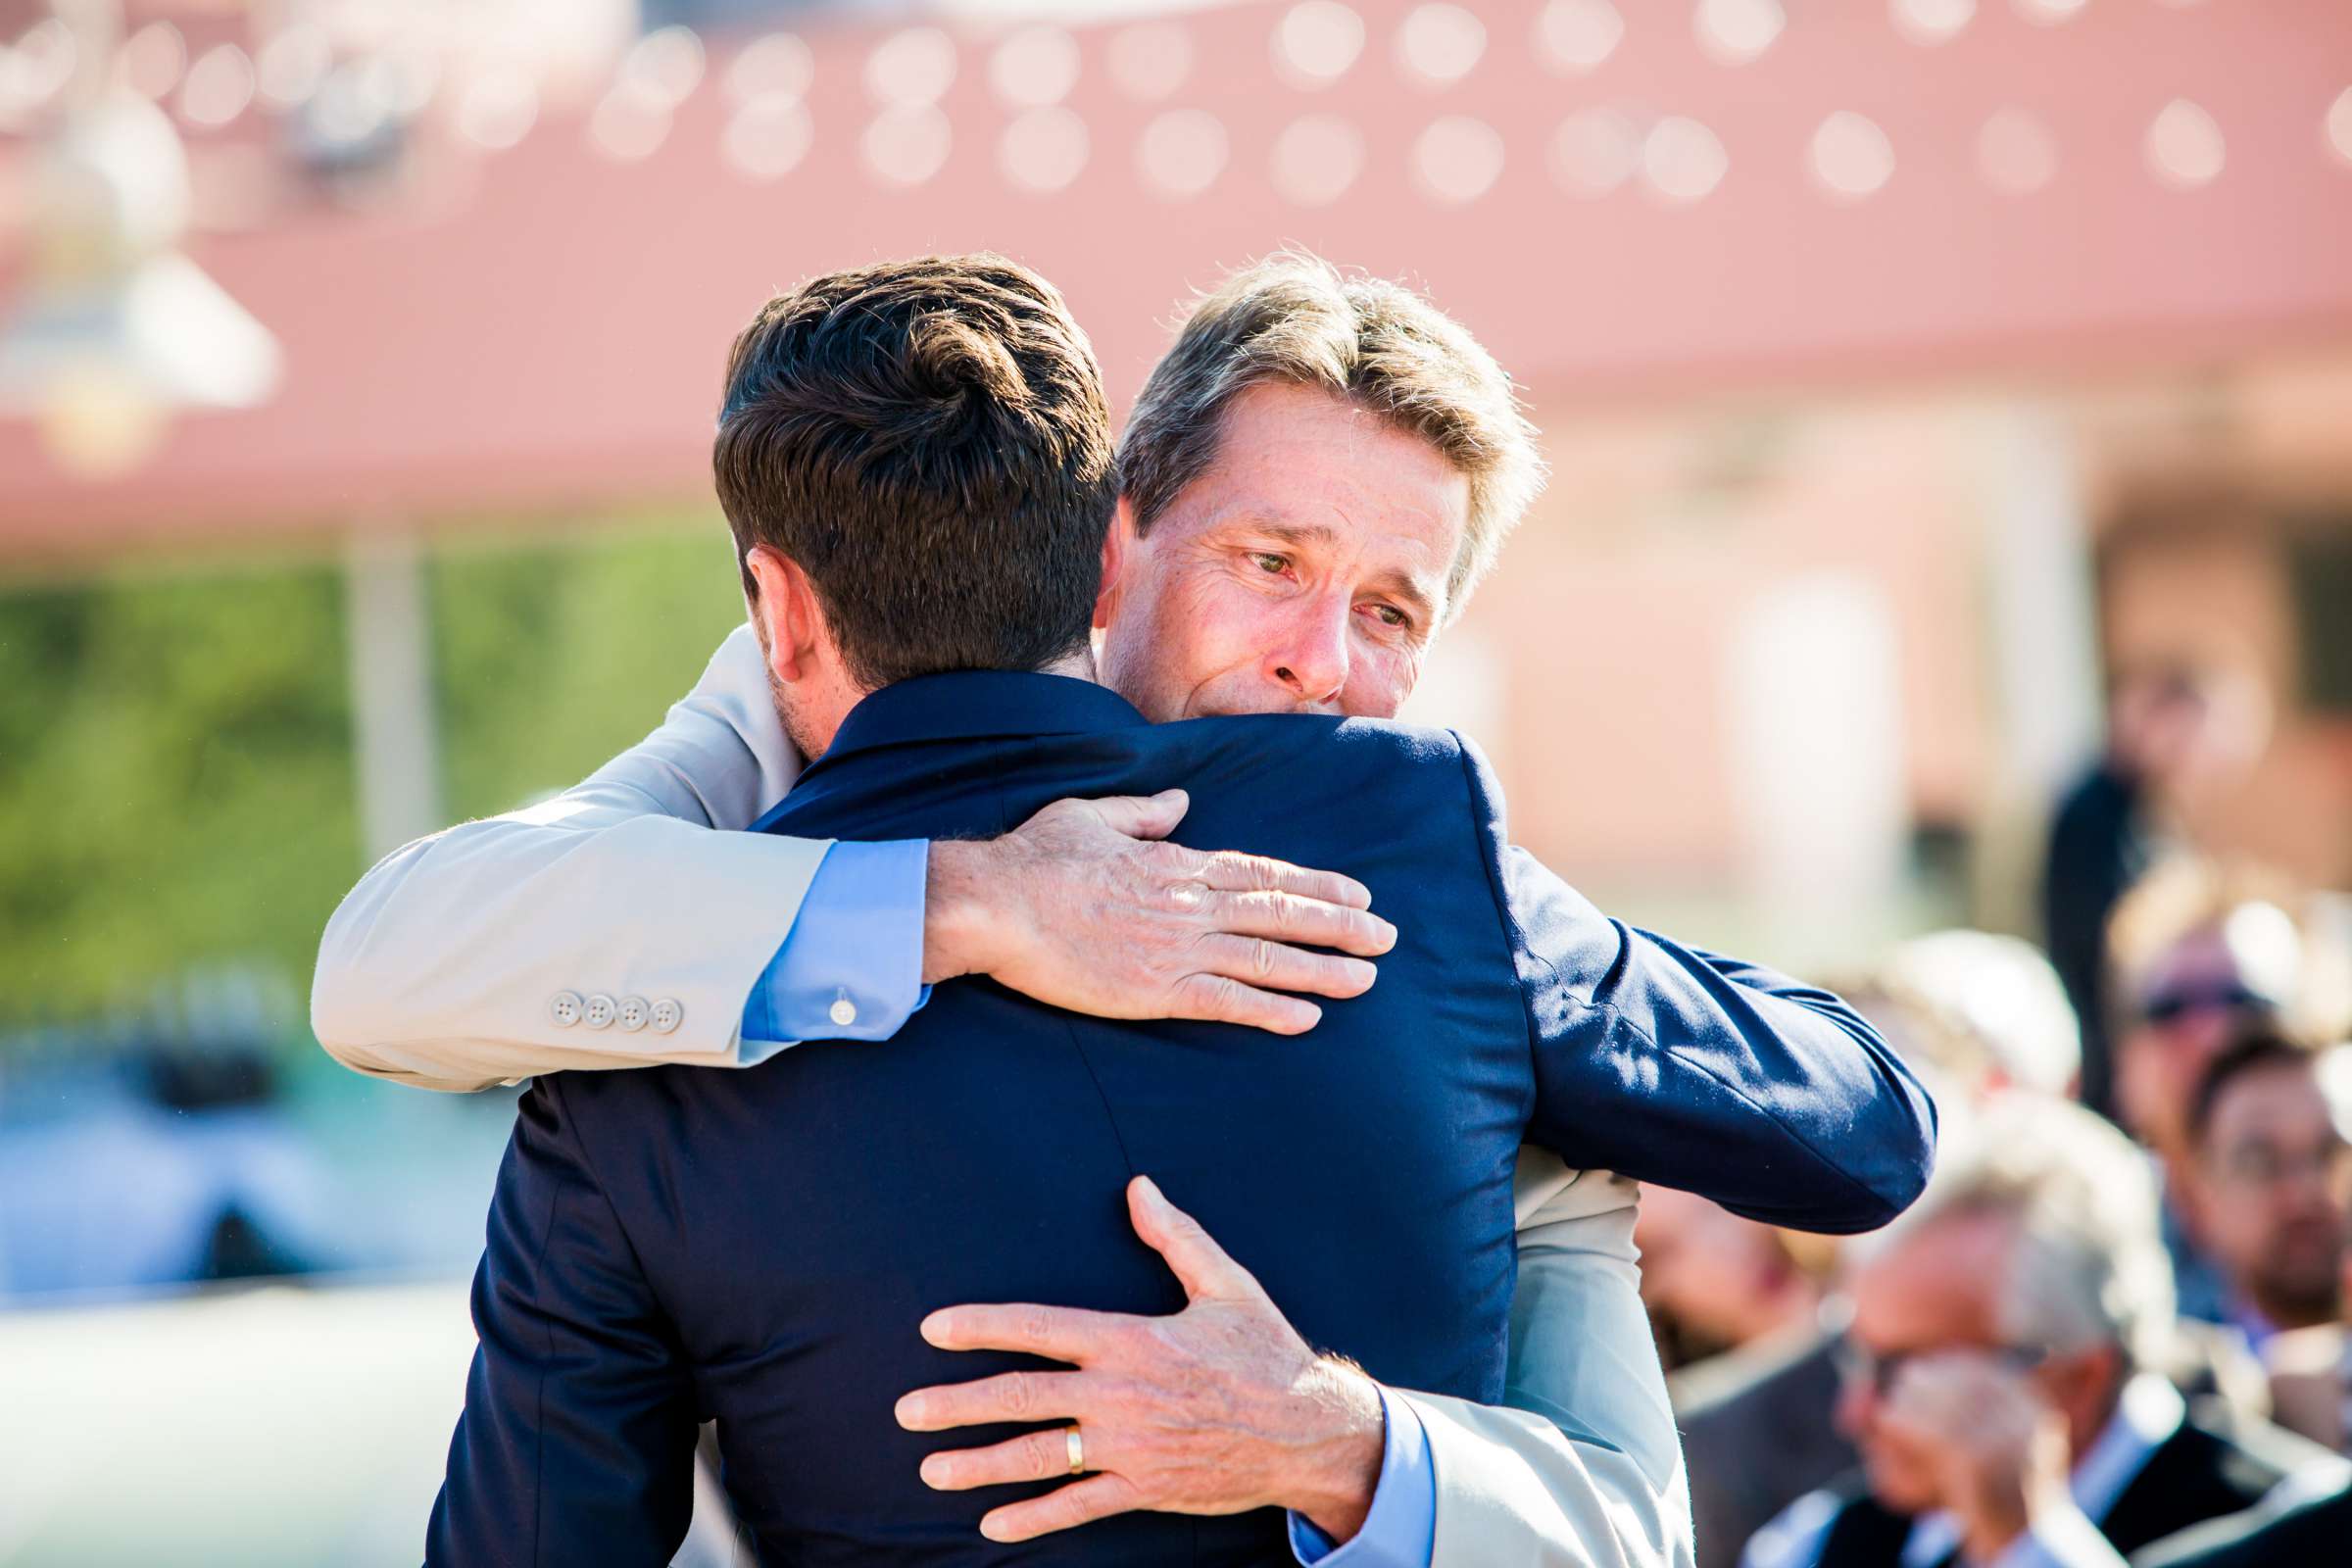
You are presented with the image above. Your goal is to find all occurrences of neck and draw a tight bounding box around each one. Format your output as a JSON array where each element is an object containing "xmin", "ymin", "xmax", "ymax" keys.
[{"xmin": 1038, "ymin": 646, "xmax": 1098, "ymax": 683}]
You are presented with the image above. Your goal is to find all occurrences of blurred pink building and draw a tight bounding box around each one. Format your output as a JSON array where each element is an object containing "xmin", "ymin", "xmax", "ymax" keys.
[{"xmin": 4, "ymin": 0, "xmax": 2349, "ymax": 937}]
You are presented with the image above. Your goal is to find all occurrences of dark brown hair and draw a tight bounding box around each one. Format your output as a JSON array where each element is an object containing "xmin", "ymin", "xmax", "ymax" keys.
[{"xmin": 714, "ymin": 254, "xmax": 1115, "ymax": 688}]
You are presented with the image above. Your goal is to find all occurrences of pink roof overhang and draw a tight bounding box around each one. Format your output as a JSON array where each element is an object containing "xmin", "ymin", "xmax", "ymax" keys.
[{"xmin": 1, "ymin": 0, "xmax": 2348, "ymax": 560}]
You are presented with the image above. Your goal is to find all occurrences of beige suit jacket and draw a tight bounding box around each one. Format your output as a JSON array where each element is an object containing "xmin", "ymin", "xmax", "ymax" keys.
[{"xmin": 311, "ymin": 625, "xmax": 1693, "ymax": 1566}]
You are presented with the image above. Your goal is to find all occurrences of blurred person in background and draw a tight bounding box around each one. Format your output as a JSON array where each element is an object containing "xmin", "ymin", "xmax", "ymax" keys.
[
  {"xmin": 2104, "ymin": 859, "xmax": 2314, "ymax": 1324},
  {"xmin": 1741, "ymin": 1095, "xmax": 2331, "ymax": 1568},
  {"xmin": 1641, "ymin": 1188, "xmax": 1835, "ymax": 1373},
  {"xmin": 1674, "ymin": 930, "xmax": 2075, "ymax": 1568},
  {"xmin": 2041, "ymin": 662, "xmax": 2269, "ymax": 1122},
  {"xmin": 2181, "ymin": 1035, "xmax": 2350, "ymax": 1351},
  {"xmin": 1838, "ymin": 1046, "xmax": 2352, "ymax": 1564},
  {"xmin": 2257, "ymin": 1045, "xmax": 2352, "ymax": 1457}
]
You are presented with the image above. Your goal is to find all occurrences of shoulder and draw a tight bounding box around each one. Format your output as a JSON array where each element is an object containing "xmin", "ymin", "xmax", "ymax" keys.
[
  {"xmin": 2138, "ymin": 1481, "xmax": 2352, "ymax": 1568},
  {"xmin": 1148, "ymin": 714, "xmax": 1494, "ymax": 811},
  {"xmin": 2162, "ymin": 1402, "xmax": 2338, "ymax": 1512}
]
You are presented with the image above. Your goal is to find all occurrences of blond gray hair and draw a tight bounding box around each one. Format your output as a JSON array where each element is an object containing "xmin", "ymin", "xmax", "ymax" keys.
[
  {"xmin": 1116, "ymin": 251, "xmax": 1544, "ymax": 620},
  {"xmin": 1877, "ymin": 1094, "xmax": 2175, "ymax": 1370}
]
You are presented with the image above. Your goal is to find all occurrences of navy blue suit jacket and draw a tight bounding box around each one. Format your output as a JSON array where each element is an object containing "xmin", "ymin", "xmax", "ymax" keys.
[{"xmin": 429, "ymin": 672, "xmax": 1934, "ymax": 1567}]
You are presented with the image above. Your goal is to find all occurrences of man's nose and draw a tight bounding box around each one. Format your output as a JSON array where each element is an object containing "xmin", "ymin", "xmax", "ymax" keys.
[{"xmin": 1266, "ymin": 596, "xmax": 1350, "ymax": 708}]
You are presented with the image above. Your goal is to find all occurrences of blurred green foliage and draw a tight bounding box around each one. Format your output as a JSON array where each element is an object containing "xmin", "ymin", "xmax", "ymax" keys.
[{"xmin": 0, "ymin": 513, "xmax": 745, "ymax": 1032}]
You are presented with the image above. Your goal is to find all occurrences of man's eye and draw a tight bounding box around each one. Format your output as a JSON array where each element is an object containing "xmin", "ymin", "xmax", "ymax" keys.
[
  {"xmin": 1250, "ymin": 553, "xmax": 1289, "ymax": 575},
  {"xmin": 1369, "ymin": 605, "xmax": 1409, "ymax": 628}
]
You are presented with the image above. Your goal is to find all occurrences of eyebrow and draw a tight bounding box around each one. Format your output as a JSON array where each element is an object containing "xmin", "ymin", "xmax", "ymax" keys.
[{"xmin": 1243, "ymin": 520, "xmax": 1444, "ymax": 624}]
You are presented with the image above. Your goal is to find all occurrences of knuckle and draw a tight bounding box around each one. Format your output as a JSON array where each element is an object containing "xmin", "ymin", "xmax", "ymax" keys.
[
  {"xmin": 1141, "ymin": 841, "xmax": 1194, "ymax": 877},
  {"xmin": 1018, "ymin": 1307, "xmax": 1056, "ymax": 1348},
  {"xmin": 1001, "ymin": 1372, "xmax": 1034, "ymax": 1416},
  {"xmin": 1026, "ymin": 1434, "xmax": 1058, "ymax": 1480},
  {"xmin": 1249, "ymin": 939, "xmax": 1277, "ymax": 980}
]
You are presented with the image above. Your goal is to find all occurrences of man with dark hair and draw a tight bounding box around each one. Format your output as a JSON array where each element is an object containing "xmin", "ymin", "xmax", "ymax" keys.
[
  {"xmin": 2185, "ymin": 1033, "xmax": 2349, "ymax": 1345},
  {"xmin": 423, "ymin": 255, "xmax": 1932, "ymax": 1566},
  {"xmin": 2103, "ymin": 859, "xmax": 2312, "ymax": 1325}
]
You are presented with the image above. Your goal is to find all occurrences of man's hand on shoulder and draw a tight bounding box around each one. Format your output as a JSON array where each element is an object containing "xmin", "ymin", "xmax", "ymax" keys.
[{"xmin": 922, "ymin": 790, "xmax": 1396, "ymax": 1034}]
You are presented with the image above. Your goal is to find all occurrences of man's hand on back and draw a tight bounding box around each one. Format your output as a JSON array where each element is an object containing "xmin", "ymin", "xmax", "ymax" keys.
[
  {"xmin": 922, "ymin": 790, "xmax": 1396, "ymax": 1034},
  {"xmin": 896, "ymin": 1176, "xmax": 1389, "ymax": 1545}
]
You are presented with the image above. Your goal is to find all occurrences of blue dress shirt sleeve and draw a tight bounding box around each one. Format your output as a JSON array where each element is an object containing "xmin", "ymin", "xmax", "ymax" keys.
[
  {"xmin": 1287, "ymin": 1386, "xmax": 1436, "ymax": 1568},
  {"xmin": 739, "ymin": 839, "xmax": 932, "ymax": 1061}
]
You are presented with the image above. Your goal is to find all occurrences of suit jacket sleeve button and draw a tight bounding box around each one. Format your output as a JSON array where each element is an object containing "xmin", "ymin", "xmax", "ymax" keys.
[
  {"xmin": 616, "ymin": 996, "xmax": 650, "ymax": 1032},
  {"xmin": 650, "ymin": 999, "xmax": 683, "ymax": 1034},
  {"xmin": 582, "ymin": 994, "xmax": 617, "ymax": 1029},
  {"xmin": 550, "ymin": 991, "xmax": 583, "ymax": 1028}
]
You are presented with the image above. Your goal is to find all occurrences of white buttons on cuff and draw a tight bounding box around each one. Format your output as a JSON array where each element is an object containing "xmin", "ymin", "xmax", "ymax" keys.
[
  {"xmin": 550, "ymin": 991, "xmax": 584, "ymax": 1028},
  {"xmin": 829, "ymin": 990, "xmax": 858, "ymax": 1029},
  {"xmin": 649, "ymin": 998, "xmax": 683, "ymax": 1034},
  {"xmin": 583, "ymin": 993, "xmax": 617, "ymax": 1029},
  {"xmin": 616, "ymin": 996, "xmax": 650, "ymax": 1032}
]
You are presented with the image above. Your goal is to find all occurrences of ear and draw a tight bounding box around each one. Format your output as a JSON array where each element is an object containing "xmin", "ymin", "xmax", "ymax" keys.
[
  {"xmin": 1094, "ymin": 497, "xmax": 1136, "ymax": 631},
  {"xmin": 743, "ymin": 545, "xmax": 824, "ymax": 687},
  {"xmin": 2043, "ymin": 1343, "xmax": 2125, "ymax": 1423}
]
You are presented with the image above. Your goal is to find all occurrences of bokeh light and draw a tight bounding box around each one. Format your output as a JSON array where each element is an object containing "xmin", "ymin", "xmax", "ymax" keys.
[
  {"xmin": 1396, "ymin": 5, "xmax": 1487, "ymax": 89},
  {"xmin": 1136, "ymin": 109, "xmax": 1228, "ymax": 199},
  {"xmin": 1550, "ymin": 108, "xmax": 1642, "ymax": 197},
  {"xmin": 1000, "ymin": 106, "xmax": 1089, "ymax": 194},
  {"xmin": 1643, "ymin": 115, "xmax": 1728, "ymax": 204},
  {"xmin": 990, "ymin": 27, "xmax": 1081, "ymax": 109},
  {"xmin": 1413, "ymin": 116, "xmax": 1505, "ymax": 203},
  {"xmin": 2146, "ymin": 98, "xmax": 2225, "ymax": 189},
  {"xmin": 1274, "ymin": 2, "xmax": 1366, "ymax": 90},
  {"xmin": 1271, "ymin": 113, "xmax": 1365, "ymax": 204},
  {"xmin": 1811, "ymin": 112, "xmax": 1894, "ymax": 203},
  {"xmin": 1537, "ymin": 0, "xmax": 1624, "ymax": 75}
]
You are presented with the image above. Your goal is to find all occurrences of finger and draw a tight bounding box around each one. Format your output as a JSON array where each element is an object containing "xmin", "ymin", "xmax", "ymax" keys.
[
  {"xmin": 1128, "ymin": 1175, "xmax": 1267, "ymax": 1303},
  {"xmin": 1073, "ymin": 789, "xmax": 1189, "ymax": 842},
  {"xmin": 896, "ymin": 1370, "xmax": 1088, "ymax": 1432},
  {"xmin": 979, "ymin": 1475, "xmax": 1145, "ymax": 1544},
  {"xmin": 1196, "ymin": 850, "xmax": 1373, "ymax": 912},
  {"xmin": 1166, "ymin": 972, "xmax": 1322, "ymax": 1035},
  {"xmin": 1193, "ymin": 933, "xmax": 1376, "ymax": 1001},
  {"xmin": 919, "ymin": 1427, "xmax": 1093, "ymax": 1492},
  {"xmin": 1206, "ymin": 889, "xmax": 1396, "ymax": 958},
  {"xmin": 921, "ymin": 1302, "xmax": 1131, "ymax": 1363}
]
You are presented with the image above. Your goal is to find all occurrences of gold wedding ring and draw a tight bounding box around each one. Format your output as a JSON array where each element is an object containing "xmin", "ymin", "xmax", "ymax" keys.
[{"xmin": 1064, "ymin": 1425, "xmax": 1086, "ymax": 1476}]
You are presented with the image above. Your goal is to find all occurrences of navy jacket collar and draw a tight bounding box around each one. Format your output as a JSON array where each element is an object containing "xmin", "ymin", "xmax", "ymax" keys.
[{"xmin": 820, "ymin": 670, "xmax": 1148, "ymax": 762}]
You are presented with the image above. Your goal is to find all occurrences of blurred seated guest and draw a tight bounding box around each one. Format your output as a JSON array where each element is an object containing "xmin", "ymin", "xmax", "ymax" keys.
[
  {"xmin": 1674, "ymin": 1296, "xmax": 1853, "ymax": 1568},
  {"xmin": 1741, "ymin": 1096, "xmax": 2327, "ymax": 1568},
  {"xmin": 2105, "ymin": 858, "xmax": 2313, "ymax": 1323},
  {"xmin": 1641, "ymin": 1185, "xmax": 1835, "ymax": 1372},
  {"xmin": 2041, "ymin": 661, "xmax": 2268, "ymax": 1122},
  {"xmin": 2243, "ymin": 1045, "xmax": 2352, "ymax": 1454},
  {"xmin": 1678, "ymin": 933, "xmax": 2064, "ymax": 1568},
  {"xmin": 2183, "ymin": 1036, "xmax": 2350, "ymax": 1350}
]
